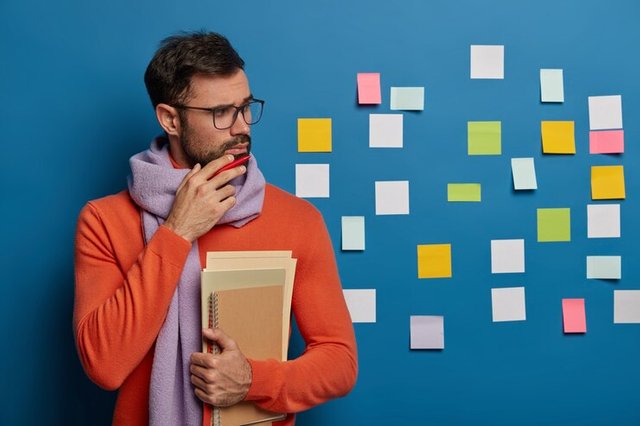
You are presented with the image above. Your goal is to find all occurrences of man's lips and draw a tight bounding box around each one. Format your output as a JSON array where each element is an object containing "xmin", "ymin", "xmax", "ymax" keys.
[{"xmin": 225, "ymin": 143, "xmax": 249, "ymax": 155}]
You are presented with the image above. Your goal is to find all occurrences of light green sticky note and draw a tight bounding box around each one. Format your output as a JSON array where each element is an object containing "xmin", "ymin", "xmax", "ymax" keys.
[
  {"xmin": 390, "ymin": 87, "xmax": 424, "ymax": 111},
  {"xmin": 341, "ymin": 216, "xmax": 365, "ymax": 251},
  {"xmin": 540, "ymin": 69, "xmax": 564, "ymax": 103},
  {"xmin": 468, "ymin": 121, "xmax": 501, "ymax": 155},
  {"xmin": 537, "ymin": 208, "xmax": 571, "ymax": 242},
  {"xmin": 511, "ymin": 158, "xmax": 537, "ymax": 190},
  {"xmin": 586, "ymin": 256, "xmax": 621, "ymax": 279},
  {"xmin": 447, "ymin": 183, "xmax": 481, "ymax": 202}
]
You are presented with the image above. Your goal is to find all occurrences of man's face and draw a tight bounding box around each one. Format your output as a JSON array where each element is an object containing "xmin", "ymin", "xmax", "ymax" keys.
[{"xmin": 177, "ymin": 70, "xmax": 252, "ymax": 167}]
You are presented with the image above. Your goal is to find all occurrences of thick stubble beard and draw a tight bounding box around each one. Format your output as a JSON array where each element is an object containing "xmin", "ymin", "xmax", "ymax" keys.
[{"xmin": 180, "ymin": 122, "xmax": 252, "ymax": 167}]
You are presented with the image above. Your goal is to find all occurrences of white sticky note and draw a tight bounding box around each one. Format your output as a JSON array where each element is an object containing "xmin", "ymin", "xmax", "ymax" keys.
[
  {"xmin": 540, "ymin": 69, "xmax": 564, "ymax": 102},
  {"xmin": 491, "ymin": 287, "xmax": 526, "ymax": 322},
  {"xmin": 343, "ymin": 289, "xmax": 376, "ymax": 323},
  {"xmin": 370, "ymin": 114, "xmax": 403, "ymax": 148},
  {"xmin": 586, "ymin": 256, "xmax": 621, "ymax": 279},
  {"xmin": 588, "ymin": 204, "xmax": 620, "ymax": 238},
  {"xmin": 295, "ymin": 164, "xmax": 329, "ymax": 198},
  {"xmin": 491, "ymin": 239, "xmax": 525, "ymax": 273},
  {"xmin": 588, "ymin": 95, "xmax": 623, "ymax": 130},
  {"xmin": 614, "ymin": 290, "xmax": 640, "ymax": 323},
  {"xmin": 390, "ymin": 87, "xmax": 424, "ymax": 111},
  {"xmin": 375, "ymin": 181, "xmax": 410, "ymax": 215},
  {"xmin": 341, "ymin": 216, "xmax": 365, "ymax": 251},
  {"xmin": 470, "ymin": 45, "xmax": 504, "ymax": 79},
  {"xmin": 511, "ymin": 158, "xmax": 537, "ymax": 190},
  {"xmin": 410, "ymin": 315, "xmax": 444, "ymax": 349}
]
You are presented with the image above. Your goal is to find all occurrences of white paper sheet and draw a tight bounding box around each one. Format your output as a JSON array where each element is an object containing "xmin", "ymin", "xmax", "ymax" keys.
[
  {"xmin": 369, "ymin": 114, "xmax": 403, "ymax": 148},
  {"xmin": 491, "ymin": 239, "xmax": 525, "ymax": 273},
  {"xmin": 375, "ymin": 181, "xmax": 410, "ymax": 215},
  {"xmin": 295, "ymin": 164, "xmax": 329, "ymax": 198},
  {"xmin": 587, "ymin": 204, "xmax": 620, "ymax": 238},
  {"xmin": 390, "ymin": 87, "xmax": 424, "ymax": 111},
  {"xmin": 410, "ymin": 315, "xmax": 444, "ymax": 349},
  {"xmin": 491, "ymin": 287, "xmax": 526, "ymax": 322},
  {"xmin": 588, "ymin": 95, "xmax": 623, "ymax": 130},
  {"xmin": 586, "ymin": 256, "xmax": 621, "ymax": 279},
  {"xmin": 511, "ymin": 158, "xmax": 537, "ymax": 190},
  {"xmin": 341, "ymin": 216, "xmax": 365, "ymax": 251},
  {"xmin": 470, "ymin": 45, "xmax": 504, "ymax": 79},
  {"xmin": 540, "ymin": 69, "xmax": 564, "ymax": 102},
  {"xmin": 614, "ymin": 290, "xmax": 640, "ymax": 323},
  {"xmin": 343, "ymin": 289, "xmax": 376, "ymax": 323}
]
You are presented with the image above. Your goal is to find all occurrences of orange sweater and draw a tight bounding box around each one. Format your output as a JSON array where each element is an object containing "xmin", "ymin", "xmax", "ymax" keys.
[{"xmin": 73, "ymin": 184, "xmax": 357, "ymax": 425}]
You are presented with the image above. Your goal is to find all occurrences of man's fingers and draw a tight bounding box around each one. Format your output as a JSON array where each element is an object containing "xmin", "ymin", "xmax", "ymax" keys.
[
  {"xmin": 176, "ymin": 163, "xmax": 201, "ymax": 193},
  {"xmin": 200, "ymin": 155, "xmax": 236, "ymax": 180},
  {"xmin": 203, "ymin": 328, "xmax": 239, "ymax": 351}
]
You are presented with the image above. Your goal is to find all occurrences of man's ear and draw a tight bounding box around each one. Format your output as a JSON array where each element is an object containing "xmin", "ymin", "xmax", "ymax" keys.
[{"xmin": 155, "ymin": 103, "xmax": 181, "ymax": 136}]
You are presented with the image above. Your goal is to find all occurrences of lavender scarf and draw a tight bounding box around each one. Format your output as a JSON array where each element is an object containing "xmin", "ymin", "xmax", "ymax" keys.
[{"xmin": 127, "ymin": 137, "xmax": 265, "ymax": 426}]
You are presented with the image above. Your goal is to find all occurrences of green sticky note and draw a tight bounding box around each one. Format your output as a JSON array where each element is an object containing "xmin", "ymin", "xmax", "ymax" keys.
[
  {"xmin": 586, "ymin": 256, "xmax": 621, "ymax": 279},
  {"xmin": 390, "ymin": 87, "xmax": 424, "ymax": 111},
  {"xmin": 447, "ymin": 183, "xmax": 481, "ymax": 202},
  {"xmin": 537, "ymin": 208, "xmax": 571, "ymax": 242},
  {"xmin": 468, "ymin": 121, "xmax": 501, "ymax": 155}
]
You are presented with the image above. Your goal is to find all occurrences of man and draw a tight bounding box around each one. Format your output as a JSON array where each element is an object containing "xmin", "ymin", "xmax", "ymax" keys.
[{"xmin": 73, "ymin": 31, "xmax": 357, "ymax": 425}]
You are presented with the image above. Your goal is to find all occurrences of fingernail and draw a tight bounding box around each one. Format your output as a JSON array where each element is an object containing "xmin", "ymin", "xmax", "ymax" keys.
[
  {"xmin": 240, "ymin": 166, "xmax": 247, "ymax": 173},
  {"xmin": 228, "ymin": 155, "xmax": 234, "ymax": 161}
]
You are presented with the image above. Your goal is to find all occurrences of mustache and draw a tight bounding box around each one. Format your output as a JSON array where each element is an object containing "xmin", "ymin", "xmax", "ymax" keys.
[{"xmin": 221, "ymin": 135, "xmax": 251, "ymax": 151}]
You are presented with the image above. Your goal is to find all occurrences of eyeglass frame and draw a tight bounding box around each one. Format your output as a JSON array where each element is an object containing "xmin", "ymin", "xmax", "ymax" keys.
[{"xmin": 171, "ymin": 98, "xmax": 265, "ymax": 130}]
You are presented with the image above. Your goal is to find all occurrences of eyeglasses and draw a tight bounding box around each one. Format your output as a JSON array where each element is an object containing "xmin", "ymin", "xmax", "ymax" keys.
[{"xmin": 173, "ymin": 99, "xmax": 265, "ymax": 130}]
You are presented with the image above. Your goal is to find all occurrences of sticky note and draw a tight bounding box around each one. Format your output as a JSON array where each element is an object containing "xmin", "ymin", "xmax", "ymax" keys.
[
  {"xmin": 586, "ymin": 256, "xmax": 621, "ymax": 279},
  {"xmin": 417, "ymin": 244, "xmax": 452, "ymax": 279},
  {"xmin": 540, "ymin": 69, "xmax": 564, "ymax": 102},
  {"xmin": 590, "ymin": 130, "xmax": 624, "ymax": 154},
  {"xmin": 297, "ymin": 118, "xmax": 332, "ymax": 152},
  {"xmin": 511, "ymin": 158, "xmax": 537, "ymax": 190},
  {"xmin": 614, "ymin": 290, "xmax": 640, "ymax": 324},
  {"xmin": 295, "ymin": 164, "xmax": 329, "ymax": 198},
  {"xmin": 470, "ymin": 45, "xmax": 504, "ymax": 79},
  {"xmin": 343, "ymin": 289, "xmax": 376, "ymax": 323},
  {"xmin": 588, "ymin": 95, "xmax": 623, "ymax": 130},
  {"xmin": 468, "ymin": 121, "xmax": 501, "ymax": 155},
  {"xmin": 537, "ymin": 208, "xmax": 571, "ymax": 242},
  {"xmin": 341, "ymin": 216, "xmax": 365, "ymax": 251},
  {"xmin": 375, "ymin": 181, "xmax": 410, "ymax": 215},
  {"xmin": 562, "ymin": 299, "xmax": 586, "ymax": 333},
  {"xmin": 587, "ymin": 204, "xmax": 620, "ymax": 238},
  {"xmin": 447, "ymin": 184, "xmax": 481, "ymax": 202},
  {"xmin": 410, "ymin": 316, "xmax": 444, "ymax": 349},
  {"xmin": 370, "ymin": 114, "xmax": 403, "ymax": 148},
  {"xmin": 591, "ymin": 165, "xmax": 625, "ymax": 200},
  {"xmin": 491, "ymin": 287, "xmax": 526, "ymax": 322},
  {"xmin": 357, "ymin": 73, "xmax": 381, "ymax": 104},
  {"xmin": 390, "ymin": 87, "xmax": 424, "ymax": 111},
  {"xmin": 491, "ymin": 239, "xmax": 525, "ymax": 274},
  {"xmin": 541, "ymin": 121, "xmax": 575, "ymax": 154}
]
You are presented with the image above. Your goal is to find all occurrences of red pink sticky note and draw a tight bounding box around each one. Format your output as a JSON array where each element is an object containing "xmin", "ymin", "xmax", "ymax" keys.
[
  {"xmin": 562, "ymin": 298, "xmax": 586, "ymax": 333},
  {"xmin": 357, "ymin": 73, "xmax": 381, "ymax": 104},
  {"xmin": 590, "ymin": 130, "xmax": 624, "ymax": 154}
]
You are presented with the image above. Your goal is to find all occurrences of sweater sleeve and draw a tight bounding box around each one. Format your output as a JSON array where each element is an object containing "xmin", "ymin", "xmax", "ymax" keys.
[
  {"xmin": 244, "ymin": 208, "xmax": 358, "ymax": 413},
  {"xmin": 73, "ymin": 202, "xmax": 191, "ymax": 390}
]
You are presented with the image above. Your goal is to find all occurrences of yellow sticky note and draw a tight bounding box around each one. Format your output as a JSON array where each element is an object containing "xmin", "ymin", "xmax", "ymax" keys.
[
  {"xmin": 298, "ymin": 118, "xmax": 332, "ymax": 152},
  {"xmin": 541, "ymin": 121, "xmax": 575, "ymax": 154},
  {"xmin": 417, "ymin": 244, "xmax": 452, "ymax": 279},
  {"xmin": 592, "ymin": 165, "xmax": 625, "ymax": 200}
]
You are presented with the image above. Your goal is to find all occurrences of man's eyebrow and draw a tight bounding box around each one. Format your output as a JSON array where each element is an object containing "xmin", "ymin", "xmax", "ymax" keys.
[{"xmin": 209, "ymin": 95, "xmax": 254, "ymax": 110}]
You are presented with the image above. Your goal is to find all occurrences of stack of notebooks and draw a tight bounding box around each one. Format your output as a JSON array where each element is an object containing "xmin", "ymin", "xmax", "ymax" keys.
[{"xmin": 201, "ymin": 251, "xmax": 297, "ymax": 426}]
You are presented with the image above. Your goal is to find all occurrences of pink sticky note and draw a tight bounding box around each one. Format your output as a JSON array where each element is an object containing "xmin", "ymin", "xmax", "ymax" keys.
[
  {"xmin": 357, "ymin": 73, "xmax": 381, "ymax": 104},
  {"xmin": 562, "ymin": 298, "xmax": 586, "ymax": 333},
  {"xmin": 590, "ymin": 130, "xmax": 624, "ymax": 154}
]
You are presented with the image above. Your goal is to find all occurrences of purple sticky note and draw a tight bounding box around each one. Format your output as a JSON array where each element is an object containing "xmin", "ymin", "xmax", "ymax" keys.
[{"xmin": 410, "ymin": 315, "xmax": 444, "ymax": 349}]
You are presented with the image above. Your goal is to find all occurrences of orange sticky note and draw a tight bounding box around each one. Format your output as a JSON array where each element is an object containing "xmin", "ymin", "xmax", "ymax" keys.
[
  {"xmin": 590, "ymin": 130, "xmax": 624, "ymax": 154},
  {"xmin": 541, "ymin": 121, "xmax": 575, "ymax": 154},
  {"xmin": 357, "ymin": 73, "xmax": 381, "ymax": 104},
  {"xmin": 417, "ymin": 244, "xmax": 452, "ymax": 279},
  {"xmin": 591, "ymin": 165, "xmax": 625, "ymax": 200},
  {"xmin": 562, "ymin": 298, "xmax": 586, "ymax": 333}
]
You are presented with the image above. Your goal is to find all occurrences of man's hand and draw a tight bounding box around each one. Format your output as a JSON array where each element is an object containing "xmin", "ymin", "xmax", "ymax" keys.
[
  {"xmin": 190, "ymin": 328, "xmax": 252, "ymax": 407},
  {"xmin": 164, "ymin": 155, "xmax": 247, "ymax": 242}
]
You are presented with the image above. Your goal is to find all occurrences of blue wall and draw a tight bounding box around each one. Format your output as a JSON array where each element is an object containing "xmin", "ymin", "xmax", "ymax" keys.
[{"xmin": 2, "ymin": 0, "xmax": 639, "ymax": 424}]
